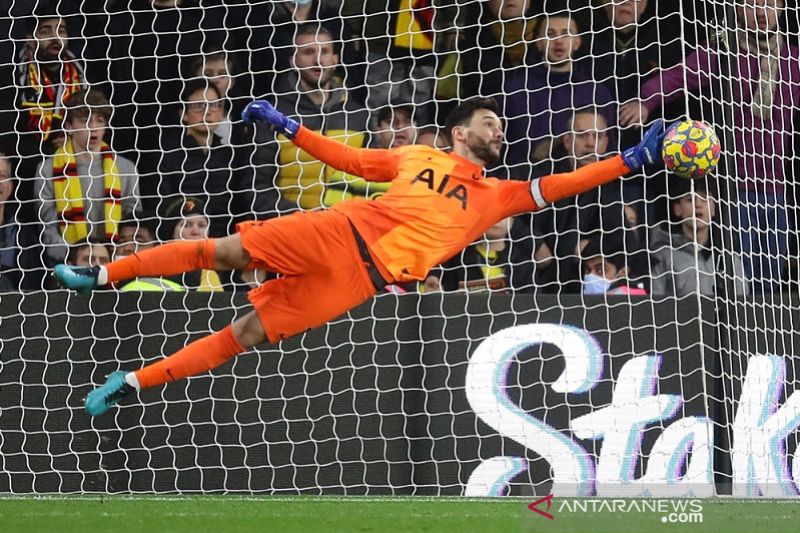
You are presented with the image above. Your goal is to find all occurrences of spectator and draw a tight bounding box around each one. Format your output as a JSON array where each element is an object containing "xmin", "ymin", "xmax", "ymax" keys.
[
  {"xmin": 0, "ymin": 3, "xmax": 89, "ymax": 231},
  {"xmin": 159, "ymin": 197, "xmax": 223, "ymax": 292},
  {"xmin": 35, "ymin": 89, "xmax": 139, "ymax": 266},
  {"xmin": 433, "ymin": 217, "xmax": 533, "ymax": 293},
  {"xmin": 374, "ymin": 106, "xmax": 417, "ymax": 149},
  {"xmin": 622, "ymin": 0, "xmax": 800, "ymax": 294},
  {"xmin": 0, "ymin": 152, "xmax": 48, "ymax": 290},
  {"xmin": 596, "ymin": 0, "xmax": 683, "ymax": 145},
  {"xmin": 650, "ymin": 180, "xmax": 747, "ymax": 299},
  {"xmin": 581, "ymin": 232, "xmax": 648, "ymax": 296},
  {"xmin": 0, "ymin": 153, "xmax": 19, "ymax": 290},
  {"xmin": 531, "ymin": 107, "xmax": 631, "ymax": 293},
  {"xmin": 245, "ymin": 1, "xmax": 357, "ymax": 98},
  {"xmin": 341, "ymin": 0, "xmax": 458, "ymax": 126},
  {"xmin": 0, "ymin": 4, "xmax": 86, "ymax": 157},
  {"xmin": 66, "ymin": 238, "xmax": 111, "ymax": 268},
  {"xmin": 503, "ymin": 11, "xmax": 616, "ymax": 179},
  {"xmin": 114, "ymin": 216, "xmax": 157, "ymax": 258},
  {"xmin": 416, "ymin": 125, "xmax": 447, "ymax": 149},
  {"xmin": 254, "ymin": 24, "xmax": 370, "ymax": 210},
  {"xmin": 456, "ymin": 0, "xmax": 541, "ymax": 100},
  {"xmin": 159, "ymin": 80, "xmax": 269, "ymax": 237},
  {"xmin": 102, "ymin": 0, "xmax": 205, "ymax": 197},
  {"xmin": 188, "ymin": 51, "xmax": 243, "ymax": 146}
]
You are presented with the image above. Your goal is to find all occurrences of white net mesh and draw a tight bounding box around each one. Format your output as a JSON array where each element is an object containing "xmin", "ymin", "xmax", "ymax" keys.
[{"xmin": 0, "ymin": 0, "xmax": 798, "ymax": 497}]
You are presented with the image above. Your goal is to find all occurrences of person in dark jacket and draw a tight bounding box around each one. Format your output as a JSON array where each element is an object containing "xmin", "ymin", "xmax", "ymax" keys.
[
  {"xmin": 502, "ymin": 11, "xmax": 616, "ymax": 179},
  {"xmin": 530, "ymin": 107, "xmax": 630, "ymax": 293},
  {"xmin": 252, "ymin": 24, "xmax": 370, "ymax": 211},
  {"xmin": 158, "ymin": 80, "xmax": 262, "ymax": 238},
  {"xmin": 456, "ymin": 0, "xmax": 541, "ymax": 100}
]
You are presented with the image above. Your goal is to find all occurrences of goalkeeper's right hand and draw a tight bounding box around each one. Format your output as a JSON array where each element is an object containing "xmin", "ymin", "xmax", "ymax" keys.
[{"xmin": 242, "ymin": 100, "xmax": 300, "ymax": 139}]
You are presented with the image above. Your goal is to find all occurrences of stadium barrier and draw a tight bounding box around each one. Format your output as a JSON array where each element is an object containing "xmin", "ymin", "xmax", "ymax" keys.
[{"xmin": 0, "ymin": 292, "xmax": 797, "ymax": 497}]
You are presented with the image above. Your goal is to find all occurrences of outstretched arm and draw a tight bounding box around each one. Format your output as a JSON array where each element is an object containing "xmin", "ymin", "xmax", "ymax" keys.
[
  {"xmin": 501, "ymin": 120, "xmax": 667, "ymax": 216},
  {"xmin": 243, "ymin": 100, "xmax": 399, "ymax": 182},
  {"xmin": 292, "ymin": 126, "xmax": 399, "ymax": 182}
]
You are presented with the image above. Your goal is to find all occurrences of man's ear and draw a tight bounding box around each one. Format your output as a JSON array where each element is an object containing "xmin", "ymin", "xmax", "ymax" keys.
[
  {"xmin": 451, "ymin": 125, "xmax": 466, "ymax": 143},
  {"xmin": 573, "ymin": 34, "xmax": 582, "ymax": 54},
  {"xmin": 617, "ymin": 266, "xmax": 629, "ymax": 279}
]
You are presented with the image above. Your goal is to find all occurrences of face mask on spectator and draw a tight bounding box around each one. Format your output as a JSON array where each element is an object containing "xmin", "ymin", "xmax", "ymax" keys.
[{"xmin": 583, "ymin": 273, "xmax": 611, "ymax": 295}]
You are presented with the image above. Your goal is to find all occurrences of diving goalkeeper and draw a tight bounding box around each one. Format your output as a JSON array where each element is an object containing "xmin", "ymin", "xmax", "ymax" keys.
[{"xmin": 55, "ymin": 97, "xmax": 667, "ymax": 416}]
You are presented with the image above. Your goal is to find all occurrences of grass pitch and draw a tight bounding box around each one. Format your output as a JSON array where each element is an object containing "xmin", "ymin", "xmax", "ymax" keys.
[{"xmin": 0, "ymin": 496, "xmax": 797, "ymax": 533}]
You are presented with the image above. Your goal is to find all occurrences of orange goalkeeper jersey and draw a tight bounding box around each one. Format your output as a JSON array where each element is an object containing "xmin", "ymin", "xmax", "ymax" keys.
[{"xmin": 292, "ymin": 126, "xmax": 630, "ymax": 283}]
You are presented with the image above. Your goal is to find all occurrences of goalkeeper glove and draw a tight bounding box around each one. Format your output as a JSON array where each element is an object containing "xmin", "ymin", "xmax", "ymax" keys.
[
  {"xmin": 621, "ymin": 119, "xmax": 667, "ymax": 171},
  {"xmin": 242, "ymin": 100, "xmax": 300, "ymax": 139}
]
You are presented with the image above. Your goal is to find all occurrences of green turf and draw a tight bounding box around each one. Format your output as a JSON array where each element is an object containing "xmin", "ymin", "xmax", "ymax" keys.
[{"xmin": 0, "ymin": 496, "xmax": 797, "ymax": 533}]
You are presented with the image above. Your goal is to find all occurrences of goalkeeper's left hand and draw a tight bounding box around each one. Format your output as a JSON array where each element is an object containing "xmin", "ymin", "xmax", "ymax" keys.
[{"xmin": 621, "ymin": 119, "xmax": 666, "ymax": 171}]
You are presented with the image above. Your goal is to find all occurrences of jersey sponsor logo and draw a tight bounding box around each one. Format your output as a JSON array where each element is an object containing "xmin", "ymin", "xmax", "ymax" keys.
[{"xmin": 410, "ymin": 168, "xmax": 468, "ymax": 210}]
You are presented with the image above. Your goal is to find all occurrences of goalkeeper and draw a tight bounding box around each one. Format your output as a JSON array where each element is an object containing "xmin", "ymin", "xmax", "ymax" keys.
[{"xmin": 55, "ymin": 97, "xmax": 667, "ymax": 416}]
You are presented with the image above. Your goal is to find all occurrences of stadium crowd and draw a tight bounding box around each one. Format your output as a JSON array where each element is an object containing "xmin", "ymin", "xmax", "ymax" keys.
[{"xmin": 0, "ymin": 0, "xmax": 798, "ymax": 297}]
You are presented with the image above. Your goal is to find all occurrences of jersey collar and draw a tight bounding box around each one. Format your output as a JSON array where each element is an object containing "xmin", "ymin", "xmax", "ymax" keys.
[{"xmin": 447, "ymin": 150, "xmax": 486, "ymax": 179}]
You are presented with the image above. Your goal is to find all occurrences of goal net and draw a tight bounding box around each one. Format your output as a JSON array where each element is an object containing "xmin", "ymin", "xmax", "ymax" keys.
[{"xmin": 0, "ymin": 0, "xmax": 798, "ymax": 498}]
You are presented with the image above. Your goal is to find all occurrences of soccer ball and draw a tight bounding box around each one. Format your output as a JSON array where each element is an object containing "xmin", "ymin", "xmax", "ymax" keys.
[{"xmin": 661, "ymin": 119, "xmax": 721, "ymax": 179}]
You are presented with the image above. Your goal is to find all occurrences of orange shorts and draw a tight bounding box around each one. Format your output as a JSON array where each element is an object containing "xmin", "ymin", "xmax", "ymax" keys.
[{"xmin": 237, "ymin": 210, "xmax": 382, "ymax": 343}]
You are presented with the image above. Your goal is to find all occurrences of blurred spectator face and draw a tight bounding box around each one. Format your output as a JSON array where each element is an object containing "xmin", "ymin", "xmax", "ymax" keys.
[
  {"xmin": 173, "ymin": 214, "xmax": 209, "ymax": 241},
  {"xmin": 202, "ymin": 55, "xmax": 234, "ymax": 99},
  {"xmin": 293, "ymin": 32, "xmax": 339, "ymax": 90},
  {"xmin": 453, "ymin": 109, "xmax": 504, "ymax": 165},
  {"xmin": 673, "ymin": 192, "xmax": 716, "ymax": 231},
  {"xmin": 485, "ymin": 217, "xmax": 513, "ymax": 240},
  {"xmin": 737, "ymin": 0, "xmax": 782, "ymax": 33},
  {"xmin": 0, "ymin": 158, "xmax": 13, "ymax": 205},
  {"xmin": 564, "ymin": 112, "xmax": 609, "ymax": 167},
  {"xmin": 183, "ymin": 86, "xmax": 224, "ymax": 135},
  {"xmin": 28, "ymin": 18, "xmax": 67, "ymax": 62},
  {"xmin": 584, "ymin": 256, "xmax": 620, "ymax": 281},
  {"xmin": 65, "ymin": 110, "xmax": 107, "ymax": 154},
  {"xmin": 489, "ymin": 0, "xmax": 530, "ymax": 20},
  {"xmin": 416, "ymin": 129, "xmax": 447, "ymax": 148},
  {"xmin": 377, "ymin": 108, "xmax": 416, "ymax": 148},
  {"xmin": 71, "ymin": 244, "xmax": 111, "ymax": 267},
  {"xmin": 604, "ymin": 0, "xmax": 648, "ymax": 32},
  {"xmin": 536, "ymin": 16, "xmax": 581, "ymax": 68},
  {"xmin": 116, "ymin": 225, "xmax": 156, "ymax": 257}
]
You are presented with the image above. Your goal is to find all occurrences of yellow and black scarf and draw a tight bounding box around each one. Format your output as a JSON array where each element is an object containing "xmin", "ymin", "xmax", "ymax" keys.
[
  {"xmin": 19, "ymin": 47, "xmax": 84, "ymax": 140},
  {"xmin": 52, "ymin": 140, "xmax": 122, "ymax": 244}
]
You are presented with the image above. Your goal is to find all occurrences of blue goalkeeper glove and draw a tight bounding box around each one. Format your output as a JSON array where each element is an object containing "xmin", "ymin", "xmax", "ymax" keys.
[
  {"xmin": 242, "ymin": 100, "xmax": 300, "ymax": 139},
  {"xmin": 621, "ymin": 119, "xmax": 667, "ymax": 171}
]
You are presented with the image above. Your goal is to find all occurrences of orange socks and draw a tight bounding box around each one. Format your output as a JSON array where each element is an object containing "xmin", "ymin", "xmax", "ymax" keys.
[
  {"xmin": 540, "ymin": 155, "xmax": 630, "ymax": 204},
  {"xmin": 134, "ymin": 325, "xmax": 245, "ymax": 389},
  {"xmin": 105, "ymin": 239, "xmax": 216, "ymax": 284}
]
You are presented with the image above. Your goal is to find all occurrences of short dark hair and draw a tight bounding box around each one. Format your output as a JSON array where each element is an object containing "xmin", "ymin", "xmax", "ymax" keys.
[
  {"xmin": 27, "ymin": 2, "xmax": 64, "ymax": 34},
  {"xmin": 669, "ymin": 177, "xmax": 718, "ymax": 201},
  {"xmin": 444, "ymin": 97, "xmax": 500, "ymax": 144},
  {"xmin": 118, "ymin": 214, "xmax": 157, "ymax": 241},
  {"xmin": 66, "ymin": 238, "xmax": 110, "ymax": 266},
  {"xmin": 535, "ymin": 11, "xmax": 580, "ymax": 38},
  {"xmin": 581, "ymin": 231, "xmax": 627, "ymax": 271},
  {"xmin": 376, "ymin": 105, "xmax": 414, "ymax": 126},
  {"xmin": 64, "ymin": 89, "xmax": 111, "ymax": 124},
  {"xmin": 566, "ymin": 105, "xmax": 604, "ymax": 132},
  {"xmin": 181, "ymin": 79, "xmax": 222, "ymax": 103},
  {"xmin": 294, "ymin": 23, "xmax": 335, "ymax": 45},
  {"xmin": 188, "ymin": 50, "xmax": 239, "ymax": 78}
]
